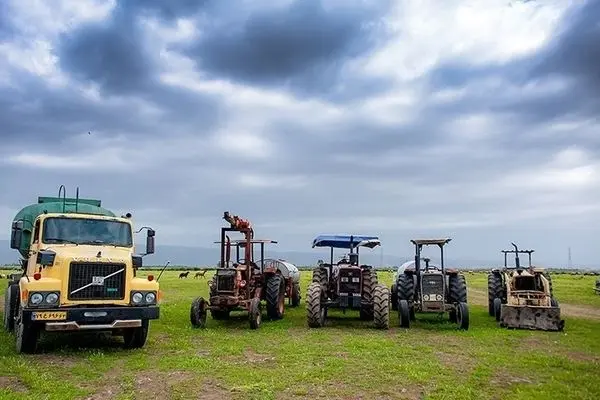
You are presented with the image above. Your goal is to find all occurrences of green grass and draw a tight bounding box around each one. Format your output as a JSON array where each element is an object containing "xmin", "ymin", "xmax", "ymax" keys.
[{"xmin": 0, "ymin": 271, "xmax": 599, "ymax": 400}]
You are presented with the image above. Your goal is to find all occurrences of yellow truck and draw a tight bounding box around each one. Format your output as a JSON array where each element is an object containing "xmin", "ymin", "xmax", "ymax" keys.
[{"xmin": 2, "ymin": 186, "xmax": 160, "ymax": 353}]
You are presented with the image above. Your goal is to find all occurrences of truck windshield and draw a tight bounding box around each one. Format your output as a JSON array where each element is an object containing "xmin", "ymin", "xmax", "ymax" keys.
[{"xmin": 42, "ymin": 217, "xmax": 133, "ymax": 247}]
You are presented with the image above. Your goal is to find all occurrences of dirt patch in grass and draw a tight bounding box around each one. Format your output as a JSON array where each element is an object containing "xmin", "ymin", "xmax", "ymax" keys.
[
  {"xmin": 196, "ymin": 379, "xmax": 233, "ymax": 400},
  {"xmin": 81, "ymin": 362, "xmax": 124, "ymax": 400},
  {"xmin": 278, "ymin": 383, "xmax": 424, "ymax": 400},
  {"xmin": 434, "ymin": 351, "xmax": 476, "ymax": 374},
  {"xmin": 560, "ymin": 303, "xmax": 600, "ymax": 321},
  {"xmin": 0, "ymin": 376, "xmax": 28, "ymax": 393},
  {"xmin": 519, "ymin": 336, "xmax": 600, "ymax": 363},
  {"xmin": 134, "ymin": 372, "xmax": 231, "ymax": 400},
  {"xmin": 490, "ymin": 368, "xmax": 536, "ymax": 386},
  {"xmin": 469, "ymin": 288, "xmax": 600, "ymax": 321},
  {"xmin": 135, "ymin": 370, "xmax": 193, "ymax": 398},
  {"xmin": 34, "ymin": 353, "xmax": 80, "ymax": 368},
  {"xmin": 222, "ymin": 348, "xmax": 276, "ymax": 366}
]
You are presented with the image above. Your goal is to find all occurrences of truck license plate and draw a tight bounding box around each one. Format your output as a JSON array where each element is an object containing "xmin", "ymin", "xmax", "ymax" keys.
[{"xmin": 31, "ymin": 311, "xmax": 67, "ymax": 321}]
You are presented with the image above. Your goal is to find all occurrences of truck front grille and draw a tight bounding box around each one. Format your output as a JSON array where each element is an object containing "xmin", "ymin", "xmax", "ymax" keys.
[
  {"xmin": 68, "ymin": 262, "xmax": 126, "ymax": 301},
  {"xmin": 338, "ymin": 268, "xmax": 361, "ymax": 294},
  {"xmin": 422, "ymin": 274, "xmax": 444, "ymax": 297},
  {"xmin": 217, "ymin": 275, "xmax": 235, "ymax": 291}
]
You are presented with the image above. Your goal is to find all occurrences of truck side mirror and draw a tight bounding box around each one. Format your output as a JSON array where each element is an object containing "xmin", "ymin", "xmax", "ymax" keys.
[
  {"xmin": 10, "ymin": 221, "xmax": 23, "ymax": 249},
  {"xmin": 146, "ymin": 229, "xmax": 155, "ymax": 255}
]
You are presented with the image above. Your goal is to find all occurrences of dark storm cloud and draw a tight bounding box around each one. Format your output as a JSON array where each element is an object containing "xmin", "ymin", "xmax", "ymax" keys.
[
  {"xmin": 183, "ymin": 0, "xmax": 394, "ymax": 100},
  {"xmin": 0, "ymin": 66, "xmax": 223, "ymax": 147},
  {"xmin": 57, "ymin": 10, "xmax": 155, "ymax": 96},
  {"xmin": 421, "ymin": 0, "xmax": 600, "ymax": 158},
  {"xmin": 115, "ymin": 0, "xmax": 211, "ymax": 21},
  {"xmin": 532, "ymin": 0, "xmax": 600, "ymax": 90}
]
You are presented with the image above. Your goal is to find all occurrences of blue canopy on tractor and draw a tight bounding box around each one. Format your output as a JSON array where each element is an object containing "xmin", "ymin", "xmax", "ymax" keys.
[{"xmin": 311, "ymin": 234, "xmax": 381, "ymax": 249}]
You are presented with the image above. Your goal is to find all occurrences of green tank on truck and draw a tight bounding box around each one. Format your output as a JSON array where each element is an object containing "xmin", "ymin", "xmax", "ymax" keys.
[{"xmin": 3, "ymin": 186, "xmax": 160, "ymax": 354}]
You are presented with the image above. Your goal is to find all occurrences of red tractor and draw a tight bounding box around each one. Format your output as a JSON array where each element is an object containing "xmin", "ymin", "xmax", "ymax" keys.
[{"xmin": 189, "ymin": 212, "xmax": 287, "ymax": 329}]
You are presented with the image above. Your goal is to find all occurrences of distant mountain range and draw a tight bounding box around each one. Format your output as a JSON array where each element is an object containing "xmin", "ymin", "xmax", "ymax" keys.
[{"xmin": 0, "ymin": 240, "xmax": 520, "ymax": 268}]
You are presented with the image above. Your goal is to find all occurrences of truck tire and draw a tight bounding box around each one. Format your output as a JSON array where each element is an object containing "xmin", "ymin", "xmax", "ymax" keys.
[
  {"xmin": 15, "ymin": 307, "xmax": 38, "ymax": 354},
  {"xmin": 290, "ymin": 282, "xmax": 301, "ymax": 307},
  {"xmin": 123, "ymin": 319, "xmax": 149, "ymax": 349},
  {"xmin": 190, "ymin": 297, "xmax": 207, "ymax": 328},
  {"xmin": 449, "ymin": 274, "xmax": 468, "ymax": 304},
  {"xmin": 3, "ymin": 284, "xmax": 17, "ymax": 332},
  {"xmin": 397, "ymin": 273, "xmax": 414, "ymax": 302},
  {"xmin": 248, "ymin": 297, "xmax": 262, "ymax": 329},
  {"xmin": 398, "ymin": 299, "xmax": 411, "ymax": 328},
  {"xmin": 312, "ymin": 267, "xmax": 328, "ymax": 288},
  {"xmin": 266, "ymin": 274, "xmax": 285, "ymax": 320},
  {"xmin": 359, "ymin": 268, "xmax": 377, "ymax": 320},
  {"xmin": 390, "ymin": 283, "xmax": 398, "ymax": 311},
  {"xmin": 306, "ymin": 282, "xmax": 325, "ymax": 328},
  {"xmin": 487, "ymin": 273, "xmax": 503, "ymax": 316},
  {"xmin": 456, "ymin": 302, "xmax": 469, "ymax": 330},
  {"xmin": 372, "ymin": 284, "xmax": 390, "ymax": 329}
]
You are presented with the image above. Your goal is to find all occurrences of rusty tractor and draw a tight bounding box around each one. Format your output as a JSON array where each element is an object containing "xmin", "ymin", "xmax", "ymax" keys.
[
  {"xmin": 189, "ymin": 212, "xmax": 287, "ymax": 329},
  {"xmin": 395, "ymin": 238, "xmax": 469, "ymax": 330},
  {"xmin": 306, "ymin": 234, "xmax": 390, "ymax": 329},
  {"xmin": 487, "ymin": 243, "xmax": 564, "ymax": 331},
  {"xmin": 223, "ymin": 238, "xmax": 301, "ymax": 307}
]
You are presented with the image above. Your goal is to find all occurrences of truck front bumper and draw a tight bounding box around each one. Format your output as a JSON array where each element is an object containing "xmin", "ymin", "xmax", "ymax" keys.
[{"xmin": 23, "ymin": 306, "xmax": 160, "ymax": 332}]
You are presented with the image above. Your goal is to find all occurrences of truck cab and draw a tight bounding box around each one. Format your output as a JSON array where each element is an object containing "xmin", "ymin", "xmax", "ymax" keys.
[{"xmin": 3, "ymin": 190, "xmax": 160, "ymax": 353}]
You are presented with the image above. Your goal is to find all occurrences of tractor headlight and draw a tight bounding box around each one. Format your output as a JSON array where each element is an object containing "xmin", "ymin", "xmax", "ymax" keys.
[
  {"xmin": 145, "ymin": 292, "xmax": 156, "ymax": 304},
  {"xmin": 45, "ymin": 292, "xmax": 59, "ymax": 304},
  {"xmin": 132, "ymin": 292, "xmax": 143, "ymax": 304},
  {"xmin": 423, "ymin": 294, "xmax": 430, "ymax": 301},
  {"xmin": 341, "ymin": 277, "xmax": 348, "ymax": 282},
  {"xmin": 352, "ymin": 277, "xmax": 360, "ymax": 283},
  {"xmin": 436, "ymin": 294, "xmax": 443, "ymax": 301},
  {"xmin": 30, "ymin": 293, "xmax": 43, "ymax": 305}
]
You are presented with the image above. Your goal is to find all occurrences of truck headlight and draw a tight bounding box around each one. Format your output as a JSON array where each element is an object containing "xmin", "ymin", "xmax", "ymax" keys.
[
  {"xmin": 45, "ymin": 292, "xmax": 59, "ymax": 304},
  {"xmin": 145, "ymin": 292, "xmax": 156, "ymax": 304},
  {"xmin": 132, "ymin": 292, "xmax": 143, "ymax": 304},
  {"xmin": 30, "ymin": 293, "xmax": 43, "ymax": 305}
]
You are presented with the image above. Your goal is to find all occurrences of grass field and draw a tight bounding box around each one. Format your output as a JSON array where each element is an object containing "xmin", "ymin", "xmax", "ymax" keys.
[{"xmin": 0, "ymin": 270, "xmax": 599, "ymax": 400}]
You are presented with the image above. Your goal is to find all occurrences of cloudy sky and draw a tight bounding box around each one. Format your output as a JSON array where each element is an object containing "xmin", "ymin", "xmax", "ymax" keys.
[{"xmin": 0, "ymin": 0, "xmax": 598, "ymax": 266}]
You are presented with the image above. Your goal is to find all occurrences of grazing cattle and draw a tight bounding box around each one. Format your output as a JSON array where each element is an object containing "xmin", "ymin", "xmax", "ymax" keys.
[
  {"xmin": 194, "ymin": 271, "xmax": 207, "ymax": 279},
  {"xmin": 179, "ymin": 271, "xmax": 190, "ymax": 279}
]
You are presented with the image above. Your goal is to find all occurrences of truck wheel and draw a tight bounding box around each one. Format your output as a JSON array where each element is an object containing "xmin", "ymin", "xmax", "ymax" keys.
[
  {"xmin": 291, "ymin": 283, "xmax": 301, "ymax": 307},
  {"xmin": 390, "ymin": 283, "xmax": 398, "ymax": 311},
  {"xmin": 398, "ymin": 299, "xmax": 410, "ymax": 328},
  {"xmin": 487, "ymin": 273, "xmax": 503, "ymax": 316},
  {"xmin": 266, "ymin": 274, "xmax": 285, "ymax": 320},
  {"xmin": 15, "ymin": 307, "xmax": 38, "ymax": 354},
  {"xmin": 373, "ymin": 284, "xmax": 390, "ymax": 329},
  {"xmin": 456, "ymin": 302, "xmax": 469, "ymax": 330},
  {"xmin": 397, "ymin": 273, "xmax": 414, "ymax": 301},
  {"xmin": 493, "ymin": 297, "xmax": 502, "ymax": 322},
  {"xmin": 3, "ymin": 284, "xmax": 17, "ymax": 332},
  {"xmin": 449, "ymin": 274, "xmax": 468, "ymax": 304},
  {"xmin": 360, "ymin": 269, "xmax": 377, "ymax": 320},
  {"xmin": 306, "ymin": 282, "xmax": 325, "ymax": 328},
  {"xmin": 249, "ymin": 298, "xmax": 262, "ymax": 329},
  {"xmin": 312, "ymin": 267, "xmax": 328, "ymax": 288},
  {"xmin": 123, "ymin": 319, "xmax": 149, "ymax": 349},
  {"xmin": 190, "ymin": 297, "xmax": 207, "ymax": 328}
]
